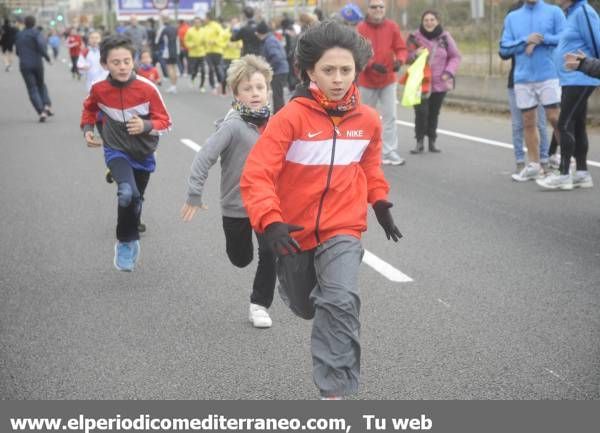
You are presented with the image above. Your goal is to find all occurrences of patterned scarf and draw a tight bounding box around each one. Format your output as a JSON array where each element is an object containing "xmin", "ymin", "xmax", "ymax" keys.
[
  {"xmin": 231, "ymin": 99, "xmax": 271, "ymax": 126},
  {"xmin": 308, "ymin": 81, "xmax": 360, "ymax": 116}
]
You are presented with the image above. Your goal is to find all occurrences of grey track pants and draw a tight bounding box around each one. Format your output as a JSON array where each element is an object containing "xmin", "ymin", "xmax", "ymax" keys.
[{"xmin": 277, "ymin": 235, "xmax": 364, "ymax": 397}]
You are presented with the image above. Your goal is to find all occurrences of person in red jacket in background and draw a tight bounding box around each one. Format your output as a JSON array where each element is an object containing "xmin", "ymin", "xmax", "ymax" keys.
[
  {"xmin": 177, "ymin": 19, "xmax": 190, "ymax": 76},
  {"xmin": 240, "ymin": 21, "xmax": 402, "ymax": 400},
  {"xmin": 357, "ymin": 0, "xmax": 407, "ymax": 166},
  {"xmin": 136, "ymin": 49, "xmax": 161, "ymax": 85},
  {"xmin": 66, "ymin": 27, "xmax": 82, "ymax": 80}
]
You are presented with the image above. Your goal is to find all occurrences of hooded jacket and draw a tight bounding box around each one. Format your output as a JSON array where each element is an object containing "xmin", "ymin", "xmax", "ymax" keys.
[
  {"xmin": 240, "ymin": 88, "xmax": 390, "ymax": 251},
  {"xmin": 554, "ymin": 0, "xmax": 600, "ymax": 87},
  {"xmin": 499, "ymin": 0, "xmax": 566, "ymax": 84},
  {"xmin": 357, "ymin": 19, "xmax": 407, "ymax": 89}
]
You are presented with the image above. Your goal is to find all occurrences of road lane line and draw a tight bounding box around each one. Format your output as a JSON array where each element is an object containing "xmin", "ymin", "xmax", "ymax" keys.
[
  {"xmin": 362, "ymin": 250, "xmax": 413, "ymax": 282},
  {"xmin": 181, "ymin": 138, "xmax": 201, "ymax": 152},
  {"xmin": 396, "ymin": 120, "xmax": 600, "ymax": 168},
  {"xmin": 180, "ymin": 137, "xmax": 413, "ymax": 283}
]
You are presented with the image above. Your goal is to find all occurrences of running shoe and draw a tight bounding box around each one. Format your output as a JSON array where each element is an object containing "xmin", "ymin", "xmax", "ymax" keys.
[
  {"xmin": 382, "ymin": 151, "xmax": 406, "ymax": 166},
  {"xmin": 511, "ymin": 162, "xmax": 542, "ymax": 182},
  {"xmin": 572, "ymin": 171, "xmax": 593, "ymax": 189},
  {"xmin": 536, "ymin": 173, "xmax": 573, "ymax": 190},
  {"xmin": 113, "ymin": 240, "xmax": 140, "ymax": 272},
  {"xmin": 548, "ymin": 154, "xmax": 560, "ymax": 169},
  {"xmin": 105, "ymin": 169, "xmax": 114, "ymax": 184},
  {"xmin": 249, "ymin": 303, "xmax": 272, "ymax": 328}
]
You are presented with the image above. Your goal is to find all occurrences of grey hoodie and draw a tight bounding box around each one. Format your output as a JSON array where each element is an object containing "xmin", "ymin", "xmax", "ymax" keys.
[{"xmin": 186, "ymin": 109, "xmax": 260, "ymax": 218}]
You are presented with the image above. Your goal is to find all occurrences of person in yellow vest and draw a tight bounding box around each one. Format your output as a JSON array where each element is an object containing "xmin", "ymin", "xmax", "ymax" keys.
[
  {"xmin": 203, "ymin": 12, "xmax": 225, "ymax": 94},
  {"xmin": 221, "ymin": 18, "xmax": 243, "ymax": 95},
  {"xmin": 185, "ymin": 16, "xmax": 208, "ymax": 92}
]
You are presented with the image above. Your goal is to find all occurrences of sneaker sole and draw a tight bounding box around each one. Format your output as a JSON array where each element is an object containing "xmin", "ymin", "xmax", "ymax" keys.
[
  {"xmin": 573, "ymin": 181, "xmax": 593, "ymax": 189},
  {"xmin": 535, "ymin": 179, "xmax": 573, "ymax": 190},
  {"xmin": 512, "ymin": 173, "xmax": 542, "ymax": 182},
  {"xmin": 249, "ymin": 312, "xmax": 272, "ymax": 328},
  {"xmin": 382, "ymin": 160, "xmax": 406, "ymax": 166}
]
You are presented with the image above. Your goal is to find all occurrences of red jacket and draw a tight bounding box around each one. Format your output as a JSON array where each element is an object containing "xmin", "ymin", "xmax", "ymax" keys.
[
  {"xmin": 137, "ymin": 65, "xmax": 161, "ymax": 84},
  {"xmin": 240, "ymin": 94, "xmax": 390, "ymax": 251},
  {"xmin": 357, "ymin": 19, "xmax": 407, "ymax": 89},
  {"xmin": 67, "ymin": 34, "xmax": 82, "ymax": 57}
]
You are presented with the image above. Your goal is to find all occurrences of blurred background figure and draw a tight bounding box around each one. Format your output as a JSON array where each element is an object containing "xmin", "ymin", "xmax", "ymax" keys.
[{"xmin": 1, "ymin": 18, "xmax": 18, "ymax": 72}]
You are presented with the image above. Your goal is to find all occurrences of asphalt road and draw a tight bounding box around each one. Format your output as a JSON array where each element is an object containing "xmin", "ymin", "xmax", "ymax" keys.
[{"xmin": 1, "ymin": 61, "xmax": 599, "ymax": 400}]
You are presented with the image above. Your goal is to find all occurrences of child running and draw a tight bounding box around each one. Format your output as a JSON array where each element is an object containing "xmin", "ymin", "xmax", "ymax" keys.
[
  {"xmin": 181, "ymin": 55, "xmax": 276, "ymax": 328},
  {"xmin": 77, "ymin": 30, "xmax": 108, "ymax": 92},
  {"xmin": 240, "ymin": 21, "xmax": 402, "ymax": 399},
  {"xmin": 80, "ymin": 35, "xmax": 171, "ymax": 271},
  {"xmin": 136, "ymin": 49, "xmax": 161, "ymax": 86}
]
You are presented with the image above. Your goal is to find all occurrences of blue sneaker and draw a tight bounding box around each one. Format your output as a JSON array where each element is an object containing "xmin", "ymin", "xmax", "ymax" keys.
[{"xmin": 113, "ymin": 240, "xmax": 140, "ymax": 271}]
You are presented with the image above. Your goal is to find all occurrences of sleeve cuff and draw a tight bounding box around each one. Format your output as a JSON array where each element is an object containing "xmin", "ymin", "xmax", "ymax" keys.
[
  {"xmin": 82, "ymin": 124, "xmax": 94, "ymax": 135},
  {"xmin": 368, "ymin": 190, "xmax": 388, "ymax": 205},
  {"xmin": 186, "ymin": 194, "xmax": 204, "ymax": 207},
  {"xmin": 143, "ymin": 120, "xmax": 153, "ymax": 133},
  {"xmin": 259, "ymin": 211, "xmax": 284, "ymax": 233}
]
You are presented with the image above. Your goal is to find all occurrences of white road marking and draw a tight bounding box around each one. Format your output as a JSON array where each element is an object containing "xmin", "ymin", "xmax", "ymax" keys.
[
  {"xmin": 437, "ymin": 298, "xmax": 451, "ymax": 308},
  {"xmin": 180, "ymin": 137, "xmax": 413, "ymax": 283},
  {"xmin": 362, "ymin": 250, "xmax": 413, "ymax": 282},
  {"xmin": 396, "ymin": 120, "xmax": 600, "ymax": 168},
  {"xmin": 181, "ymin": 138, "xmax": 201, "ymax": 152}
]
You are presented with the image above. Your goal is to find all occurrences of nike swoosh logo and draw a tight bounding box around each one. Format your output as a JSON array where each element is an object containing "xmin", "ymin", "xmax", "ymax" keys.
[{"xmin": 307, "ymin": 131, "xmax": 322, "ymax": 138}]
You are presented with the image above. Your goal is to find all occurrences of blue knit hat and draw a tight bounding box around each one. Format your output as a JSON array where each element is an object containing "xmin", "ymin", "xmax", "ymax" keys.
[{"xmin": 340, "ymin": 4, "xmax": 364, "ymax": 24}]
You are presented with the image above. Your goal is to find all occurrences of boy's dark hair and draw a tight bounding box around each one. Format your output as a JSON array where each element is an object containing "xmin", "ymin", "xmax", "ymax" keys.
[
  {"xmin": 295, "ymin": 20, "xmax": 372, "ymax": 84},
  {"xmin": 243, "ymin": 6, "xmax": 254, "ymax": 19},
  {"xmin": 100, "ymin": 34, "xmax": 135, "ymax": 64},
  {"xmin": 24, "ymin": 15, "xmax": 36, "ymax": 29}
]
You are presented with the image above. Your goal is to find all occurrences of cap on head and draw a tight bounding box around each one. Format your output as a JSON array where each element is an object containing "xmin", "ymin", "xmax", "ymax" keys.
[{"xmin": 340, "ymin": 4, "xmax": 364, "ymax": 24}]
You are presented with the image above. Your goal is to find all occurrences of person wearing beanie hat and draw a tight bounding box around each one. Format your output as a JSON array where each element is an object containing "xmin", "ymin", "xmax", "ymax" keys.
[
  {"xmin": 255, "ymin": 21, "xmax": 289, "ymax": 112},
  {"xmin": 340, "ymin": 3, "xmax": 364, "ymax": 25}
]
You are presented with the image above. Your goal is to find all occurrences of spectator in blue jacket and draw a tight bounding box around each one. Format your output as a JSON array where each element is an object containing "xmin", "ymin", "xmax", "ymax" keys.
[
  {"xmin": 500, "ymin": 0, "xmax": 566, "ymax": 182},
  {"xmin": 537, "ymin": 0, "xmax": 600, "ymax": 190},
  {"xmin": 15, "ymin": 15, "xmax": 53, "ymax": 122},
  {"xmin": 256, "ymin": 21, "xmax": 289, "ymax": 113}
]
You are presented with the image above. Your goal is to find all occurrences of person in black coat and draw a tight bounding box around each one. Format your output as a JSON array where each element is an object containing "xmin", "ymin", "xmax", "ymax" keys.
[
  {"xmin": 1, "ymin": 18, "xmax": 18, "ymax": 71},
  {"xmin": 231, "ymin": 6, "xmax": 261, "ymax": 56},
  {"xmin": 15, "ymin": 16, "xmax": 53, "ymax": 122}
]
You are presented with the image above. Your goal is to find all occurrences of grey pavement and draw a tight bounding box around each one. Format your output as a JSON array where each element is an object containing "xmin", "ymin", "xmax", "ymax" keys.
[{"xmin": 1, "ymin": 62, "xmax": 599, "ymax": 399}]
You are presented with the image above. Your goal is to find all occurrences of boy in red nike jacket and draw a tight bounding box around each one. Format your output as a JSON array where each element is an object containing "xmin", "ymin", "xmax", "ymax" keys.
[{"xmin": 241, "ymin": 22, "xmax": 402, "ymax": 399}]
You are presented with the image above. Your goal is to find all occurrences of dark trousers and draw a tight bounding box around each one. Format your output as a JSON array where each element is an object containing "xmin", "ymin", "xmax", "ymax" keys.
[
  {"xmin": 70, "ymin": 55, "xmax": 80, "ymax": 77},
  {"xmin": 221, "ymin": 59, "xmax": 232, "ymax": 94},
  {"xmin": 108, "ymin": 158, "xmax": 150, "ymax": 242},
  {"xmin": 20, "ymin": 66, "xmax": 51, "ymax": 115},
  {"xmin": 178, "ymin": 49, "xmax": 188, "ymax": 75},
  {"xmin": 558, "ymin": 85, "xmax": 595, "ymax": 175},
  {"xmin": 222, "ymin": 216, "xmax": 277, "ymax": 308},
  {"xmin": 206, "ymin": 53, "xmax": 223, "ymax": 89},
  {"xmin": 414, "ymin": 91, "xmax": 446, "ymax": 141},
  {"xmin": 188, "ymin": 56, "xmax": 206, "ymax": 87},
  {"xmin": 272, "ymin": 73, "xmax": 287, "ymax": 113}
]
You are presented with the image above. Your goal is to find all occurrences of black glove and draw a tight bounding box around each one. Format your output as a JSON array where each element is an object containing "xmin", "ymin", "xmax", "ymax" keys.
[
  {"xmin": 372, "ymin": 63, "xmax": 388, "ymax": 74},
  {"xmin": 264, "ymin": 222, "xmax": 304, "ymax": 256},
  {"xmin": 373, "ymin": 200, "xmax": 402, "ymax": 242},
  {"xmin": 392, "ymin": 60, "xmax": 402, "ymax": 72}
]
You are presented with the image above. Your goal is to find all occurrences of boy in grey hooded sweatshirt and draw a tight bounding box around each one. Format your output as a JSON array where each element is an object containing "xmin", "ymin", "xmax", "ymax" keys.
[{"xmin": 181, "ymin": 55, "xmax": 276, "ymax": 328}]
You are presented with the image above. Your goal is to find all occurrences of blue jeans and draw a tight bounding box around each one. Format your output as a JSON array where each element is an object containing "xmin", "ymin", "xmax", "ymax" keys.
[
  {"xmin": 507, "ymin": 88, "xmax": 549, "ymax": 163},
  {"xmin": 20, "ymin": 66, "xmax": 51, "ymax": 115}
]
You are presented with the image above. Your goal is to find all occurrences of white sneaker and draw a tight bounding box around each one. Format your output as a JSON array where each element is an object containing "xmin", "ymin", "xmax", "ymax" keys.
[
  {"xmin": 548, "ymin": 154, "xmax": 560, "ymax": 169},
  {"xmin": 249, "ymin": 303, "xmax": 272, "ymax": 328},
  {"xmin": 536, "ymin": 172, "xmax": 573, "ymax": 190},
  {"xmin": 166, "ymin": 85, "xmax": 177, "ymax": 94},
  {"xmin": 512, "ymin": 162, "xmax": 542, "ymax": 182},
  {"xmin": 572, "ymin": 171, "xmax": 593, "ymax": 189}
]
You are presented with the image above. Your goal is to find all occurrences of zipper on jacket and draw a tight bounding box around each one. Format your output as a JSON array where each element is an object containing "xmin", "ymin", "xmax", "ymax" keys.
[{"xmin": 314, "ymin": 120, "xmax": 338, "ymax": 246}]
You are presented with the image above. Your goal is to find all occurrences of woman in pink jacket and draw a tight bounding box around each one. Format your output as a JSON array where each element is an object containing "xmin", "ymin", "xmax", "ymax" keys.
[{"xmin": 407, "ymin": 11, "xmax": 461, "ymax": 154}]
